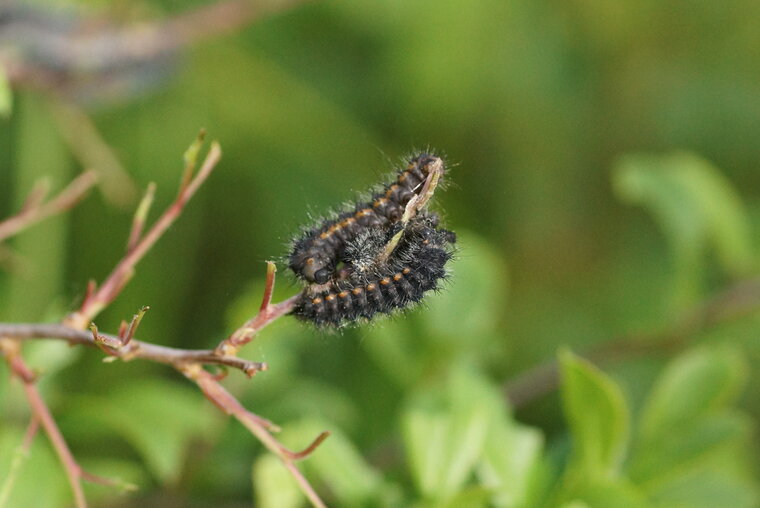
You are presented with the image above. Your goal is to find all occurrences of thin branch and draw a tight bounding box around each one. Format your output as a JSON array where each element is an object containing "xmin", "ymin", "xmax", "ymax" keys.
[
  {"xmin": 0, "ymin": 340, "xmax": 87, "ymax": 508},
  {"xmin": 0, "ymin": 171, "xmax": 98, "ymax": 243},
  {"xmin": 0, "ymin": 417, "xmax": 38, "ymax": 508},
  {"xmin": 0, "ymin": 323, "xmax": 267, "ymax": 378},
  {"xmin": 185, "ymin": 365, "xmax": 328, "ymax": 508},
  {"xmin": 65, "ymin": 140, "xmax": 221, "ymax": 329},
  {"xmin": 217, "ymin": 261, "xmax": 300, "ymax": 355},
  {"xmin": 127, "ymin": 184, "xmax": 156, "ymax": 252},
  {"xmin": 0, "ymin": 134, "xmax": 327, "ymax": 507},
  {"xmin": 505, "ymin": 275, "xmax": 760, "ymax": 407}
]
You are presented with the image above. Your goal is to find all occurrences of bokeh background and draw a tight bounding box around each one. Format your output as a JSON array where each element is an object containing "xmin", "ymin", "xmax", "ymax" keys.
[{"xmin": 2, "ymin": 0, "xmax": 760, "ymax": 506}]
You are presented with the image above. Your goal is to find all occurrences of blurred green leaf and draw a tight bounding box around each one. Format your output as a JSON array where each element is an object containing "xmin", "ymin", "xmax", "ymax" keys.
[
  {"xmin": 69, "ymin": 380, "xmax": 217, "ymax": 483},
  {"xmin": 422, "ymin": 231, "xmax": 508, "ymax": 348},
  {"xmin": 364, "ymin": 231, "xmax": 508, "ymax": 386},
  {"xmin": 630, "ymin": 413, "xmax": 751, "ymax": 487},
  {"xmin": 639, "ymin": 346, "xmax": 748, "ymax": 440},
  {"xmin": 362, "ymin": 319, "xmax": 424, "ymax": 387},
  {"xmin": 628, "ymin": 346, "xmax": 756, "ymax": 503},
  {"xmin": 403, "ymin": 366, "xmax": 497, "ymax": 502},
  {"xmin": 252, "ymin": 454, "xmax": 303, "ymax": 508},
  {"xmin": 282, "ymin": 419, "xmax": 383, "ymax": 505},
  {"xmin": 559, "ymin": 350, "xmax": 629, "ymax": 479},
  {"xmin": 479, "ymin": 418, "xmax": 544, "ymax": 507},
  {"xmin": 647, "ymin": 469, "xmax": 760, "ymax": 508},
  {"xmin": 21, "ymin": 340, "xmax": 82, "ymax": 380},
  {"xmin": 0, "ymin": 426, "xmax": 68, "ymax": 508},
  {"xmin": 439, "ymin": 486, "xmax": 492, "ymax": 508},
  {"xmin": 613, "ymin": 152, "xmax": 754, "ymax": 309},
  {"xmin": 0, "ymin": 67, "xmax": 11, "ymax": 118},
  {"xmin": 561, "ymin": 479, "xmax": 648, "ymax": 508}
]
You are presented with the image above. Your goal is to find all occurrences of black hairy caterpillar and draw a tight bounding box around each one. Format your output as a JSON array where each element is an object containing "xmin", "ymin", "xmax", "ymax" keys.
[
  {"xmin": 288, "ymin": 153, "xmax": 445, "ymax": 284},
  {"xmin": 291, "ymin": 217, "xmax": 456, "ymax": 326}
]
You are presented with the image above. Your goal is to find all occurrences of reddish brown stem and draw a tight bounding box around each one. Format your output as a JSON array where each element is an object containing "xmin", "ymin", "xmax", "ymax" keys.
[
  {"xmin": 1, "ymin": 341, "xmax": 87, "ymax": 508},
  {"xmin": 66, "ymin": 142, "xmax": 221, "ymax": 329},
  {"xmin": 186, "ymin": 366, "xmax": 328, "ymax": 508},
  {"xmin": 0, "ymin": 323, "xmax": 267, "ymax": 377},
  {"xmin": 0, "ymin": 171, "xmax": 97, "ymax": 243},
  {"xmin": 217, "ymin": 262, "xmax": 300, "ymax": 355}
]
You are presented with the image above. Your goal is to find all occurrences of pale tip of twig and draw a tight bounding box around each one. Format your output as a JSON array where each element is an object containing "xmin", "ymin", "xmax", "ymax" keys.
[
  {"xmin": 243, "ymin": 361, "xmax": 268, "ymax": 378},
  {"xmin": 123, "ymin": 306, "xmax": 149, "ymax": 345},
  {"xmin": 284, "ymin": 431, "xmax": 331, "ymax": 461},
  {"xmin": 81, "ymin": 470, "xmax": 138, "ymax": 492},
  {"xmin": 127, "ymin": 183, "xmax": 157, "ymax": 251}
]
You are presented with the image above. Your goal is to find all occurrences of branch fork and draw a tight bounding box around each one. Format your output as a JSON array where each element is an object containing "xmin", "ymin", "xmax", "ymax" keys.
[{"xmin": 0, "ymin": 133, "xmax": 328, "ymax": 507}]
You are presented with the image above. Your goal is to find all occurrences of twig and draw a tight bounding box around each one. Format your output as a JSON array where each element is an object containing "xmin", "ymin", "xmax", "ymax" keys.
[
  {"xmin": 216, "ymin": 261, "xmax": 300, "ymax": 355},
  {"xmin": 0, "ymin": 339, "xmax": 87, "ymax": 508},
  {"xmin": 65, "ymin": 138, "xmax": 221, "ymax": 329},
  {"xmin": 127, "ymin": 184, "xmax": 156, "ymax": 251},
  {"xmin": 0, "ymin": 134, "xmax": 329, "ymax": 507},
  {"xmin": 0, "ymin": 171, "xmax": 98, "ymax": 243},
  {"xmin": 0, "ymin": 322, "xmax": 267, "ymax": 378},
  {"xmin": 185, "ymin": 365, "xmax": 328, "ymax": 508},
  {"xmin": 505, "ymin": 275, "xmax": 760, "ymax": 407},
  {"xmin": 0, "ymin": 416, "xmax": 38, "ymax": 508}
]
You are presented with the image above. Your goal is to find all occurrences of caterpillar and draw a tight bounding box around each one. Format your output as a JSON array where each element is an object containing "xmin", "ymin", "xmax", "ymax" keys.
[
  {"xmin": 291, "ymin": 217, "xmax": 456, "ymax": 326},
  {"xmin": 288, "ymin": 153, "xmax": 445, "ymax": 284}
]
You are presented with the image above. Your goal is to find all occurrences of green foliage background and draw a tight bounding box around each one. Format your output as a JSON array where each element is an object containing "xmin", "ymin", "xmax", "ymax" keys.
[{"xmin": 2, "ymin": 0, "xmax": 760, "ymax": 506}]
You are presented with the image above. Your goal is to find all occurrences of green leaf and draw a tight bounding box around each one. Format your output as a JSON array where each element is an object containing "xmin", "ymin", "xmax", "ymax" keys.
[
  {"xmin": 639, "ymin": 346, "xmax": 747, "ymax": 440},
  {"xmin": 67, "ymin": 380, "xmax": 217, "ymax": 483},
  {"xmin": 252, "ymin": 454, "xmax": 303, "ymax": 508},
  {"xmin": 422, "ymin": 231, "xmax": 508, "ymax": 346},
  {"xmin": 0, "ymin": 67, "xmax": 11, "ymax": 118},
  {"xmin": 648, "ymin": 469, "xmax": 760, "ymax": 508},
  {"xmin": 363, "ymin": 232, "xmax": 509, "ymax": 386},
  {"xmin": 559, "ymin": 350, "xmax": 629, "ymax": 479},
  {"xmin": 562, "ymin": 479, "xmax": 649, "ymax": 508},
  {"xmin": 21, "ymin": 340, "xmax": 82, "ymax": 379},
  {"xmin": 479, "ymin": 423, "xmax": 544, "ymax": 507},
  {"xmin": 402, "ymin": 366, "xmax": 496, "ymax": 502},
  {"xmin": 0, "ymin": 426, "xmax": 68, "ymax": 508},
  {"xmin": 613, "ymin": 152, "xmax": 754, "ymax": 309},
  {"xmin": 282, "ymin": 419, "xmax": 383, "ymax": 505},
  {"xmin": 362, "ymin": 318, "xmax": 425, "ymax": 387},
  {"xmin": 439, "ymin": 486, "xmax": 492, "ymax": 508},
  {"xmin": 630, "ymin": 413, "xmax": 751, "ymax": 487}
]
